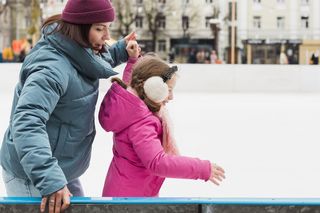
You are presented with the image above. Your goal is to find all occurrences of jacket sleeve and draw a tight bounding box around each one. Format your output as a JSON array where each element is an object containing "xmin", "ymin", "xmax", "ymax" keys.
[
  {"xmin": 98, "ymin": 90, "xmax": 110, "ymax": 132},
  {"xmin": 128, "ymin": 118, "xmax": 211, "ymax": 181},
  {"xmin": 122, "ymin": 57, "xmax": 138, "ymax": 84},
  {"xmin": 105, "ymin": 39, "xmax": 129, "ymax": 67},
  {"xmin": 11, "ymin": 68, "xmax": 68, "ymax": 196}
]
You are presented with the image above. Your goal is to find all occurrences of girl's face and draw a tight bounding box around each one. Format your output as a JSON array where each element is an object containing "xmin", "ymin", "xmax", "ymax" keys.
[
  {"xmin": 89, "ymin": 22, "xmax": 111, "ymax": 52},
  {"xmin": 163, "ymin": 74, "xmax": 177, "ymax": 105}
]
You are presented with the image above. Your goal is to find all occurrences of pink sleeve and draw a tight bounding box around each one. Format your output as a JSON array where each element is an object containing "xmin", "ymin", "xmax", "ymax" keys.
[
  {"xmin": 128, "ymin": 118, "xmax": 211, "ymax": 181},
  {"xmin": 98, "ymin": 91, "xmax": 109, "ymax": 132},
  {"xmin": 122, "ymin": 57, "xmax": 138, "ymax": 84}
]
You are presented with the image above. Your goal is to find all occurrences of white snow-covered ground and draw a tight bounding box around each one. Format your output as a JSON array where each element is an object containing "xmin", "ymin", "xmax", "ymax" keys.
[{"xmin": 1, "ymin": 64, "xmax": 320, "ymax": 198}]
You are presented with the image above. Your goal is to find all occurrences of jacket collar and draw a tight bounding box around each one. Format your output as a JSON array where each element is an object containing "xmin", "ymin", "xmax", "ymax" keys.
[{"xmin": 45, "ymin": 30, "xmax": 117, "ymax": 80}]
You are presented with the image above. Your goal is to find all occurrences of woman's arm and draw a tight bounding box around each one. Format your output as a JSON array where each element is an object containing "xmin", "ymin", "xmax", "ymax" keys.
[
  {"xmin": 104, "ymin": 39, "xmax": 128, "ymax": 67},
  {"xmin": 103, "ymin": 32, "xmax": 137, "ymax": 67},
  {"xmin": 12, "ymin": 68, "xmax": 68, "ymax": 196}
]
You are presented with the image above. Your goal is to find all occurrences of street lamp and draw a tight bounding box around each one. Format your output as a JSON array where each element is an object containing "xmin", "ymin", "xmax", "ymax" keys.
[
  {"xmin": 230, "ymin": 0, "xmax": 236, "ymax": 64},
  {"xmin": 209, "ymin": 18, "xmax": 221, "ymax": 56},
  {"xmin": 182, "ymin": 15, "xmax": 189, "ymax": 38}
]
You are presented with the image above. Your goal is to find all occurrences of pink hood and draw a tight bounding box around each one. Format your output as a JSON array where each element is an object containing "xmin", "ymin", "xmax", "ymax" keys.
[{"xmin": 99, "ymin": 83, "xmax": 152, "ymax": 133}]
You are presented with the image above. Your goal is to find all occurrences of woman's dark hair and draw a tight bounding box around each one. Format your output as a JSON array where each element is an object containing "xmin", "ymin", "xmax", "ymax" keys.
[{"xmin": 42, "ymin": 14, "xmax": 92, "ymax": 48}]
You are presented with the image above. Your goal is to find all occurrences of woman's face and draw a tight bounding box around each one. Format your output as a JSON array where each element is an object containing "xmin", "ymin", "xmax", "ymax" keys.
[
  {"xmin": 89, "ymin": 22, "xmax": 111, "ymax": 52},
  {"xmin": 163, "ymin": 74, "xmax": 177, "ymax": 105}
]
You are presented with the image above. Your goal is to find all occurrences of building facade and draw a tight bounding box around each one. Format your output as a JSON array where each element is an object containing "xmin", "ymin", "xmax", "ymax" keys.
[
  {"xmin": 111, "ymin": 0, "xmax": 226, "ymax": 63},
  {"xmin": 40, "ymin": 0, "xmax": 66, "ymax": 20},
  {"xmin": 0, "ymin": 0, "xmax": 34, "ymax": 51},
  {"xmin": 1, "ymin": 0, "xmax": 228, "ymax": 63},
  {"xmin": 238, "ymin": 0, "xmax": 320, "ymax": 64},
  {"xmin": 1, "ymin": 0, "xmax": 319, "ymax": 64},
  {"xmin": 125, "ymin": 0, "xmax": 320, "ymax": 64}
]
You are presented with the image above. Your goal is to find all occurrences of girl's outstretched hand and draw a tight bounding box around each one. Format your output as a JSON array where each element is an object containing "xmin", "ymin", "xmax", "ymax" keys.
[{"xmin": 209, "ymin": 163, "xmax": 226, "ymax": 185}]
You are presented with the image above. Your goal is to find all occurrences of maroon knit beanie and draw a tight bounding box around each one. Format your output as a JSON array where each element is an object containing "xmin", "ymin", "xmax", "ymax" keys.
[{"xmin": 62, "ymin": 0, "xmax": 115, "ymax": 24}]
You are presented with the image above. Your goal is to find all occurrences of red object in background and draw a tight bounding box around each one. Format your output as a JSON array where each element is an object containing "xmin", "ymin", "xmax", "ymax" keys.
[{"xmin": 12, "ymin": 40, "xmax": 22, "ymax": 55}]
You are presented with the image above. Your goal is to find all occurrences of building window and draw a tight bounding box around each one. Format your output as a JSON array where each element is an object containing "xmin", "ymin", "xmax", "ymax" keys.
[
  {"xmin": 301, "ymin": 16, "xmax": 309, "ymax": 29},
  {"xmin": 253, "ymin": 16, "xmax": 261, "ymax": 29},
  {"xmin": 182, "ymin": 16, "xmax": 189, "ymax": 30},
  {"xmin": 205, "ymin": 16, "xmax": 212, "ymax": 28},
  {"xmin": 157, "ymin": 16, "xmax": 166, "ymax": 29},
  {"xmin": 206, "ymin": 0, "xmax": 213, "ymax": 3},
  {"xmin": 25, "ymin": 15, "xmax": 31, "ymax": 28},
  {"xmin": 277, "ymin": 17, "xmax": 285, "ymax": 29},
  {"xmin": 253, "ymin": 0, "xmax": 261, "ymax": 10},
  {"xmin": 136, "ymin": 0, "xmax": 143, "ymax": 4},
  {"xmin": 277, "ymin": 0, "xmax": 285, "ymax": 4},
  {"xmin": 301, "ymin": 0, "xmax": 309, "ymax": 5},
  {"xmin": 158, "ymin": 0, "xmax": 166, "ymax": 3},
  {"xmin": 135, "ymin": 16, "xmax": 143, "ymax": 28},
  {"xmin": 158, "ymin": 40, "xmax": 166, "ymax": 52}
]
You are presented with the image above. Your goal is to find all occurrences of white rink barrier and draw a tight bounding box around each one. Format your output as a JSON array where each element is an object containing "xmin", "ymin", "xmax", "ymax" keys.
[{"xmin": 1, "ymin": 63, "xmax": 320, "ymax": 93}]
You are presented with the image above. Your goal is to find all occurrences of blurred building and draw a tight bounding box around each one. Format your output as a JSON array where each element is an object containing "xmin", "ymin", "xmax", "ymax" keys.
[
  {"xmin": 40, "ymin": 0, "xmax": 66, "ymax": 20},
  {"xmin": 111, "ymin": 0, "xmax": 228, "ymax": 63},
  {"xmin": 1, "ymin": 0, "xmax": 319, "ymax": 64},
  {"xmin": 239, "ymin": 0, "xmax": 320, "ymax": 64},
  {"xmin": 0, "ymin": 0, "xmax": 34, "ymax": 51},
  {"xmin": 0, "ymin": 0, "xmax": 66, "ymax": 52},
  {"xmin": 0, "ymin": 0, "xmax": 234, "ymax": 63}
]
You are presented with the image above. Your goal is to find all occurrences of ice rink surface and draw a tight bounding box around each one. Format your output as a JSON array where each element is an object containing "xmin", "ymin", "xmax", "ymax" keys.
[{"xmin": 1, "ymin": 64, "xmax": 320, "ymax": 198}]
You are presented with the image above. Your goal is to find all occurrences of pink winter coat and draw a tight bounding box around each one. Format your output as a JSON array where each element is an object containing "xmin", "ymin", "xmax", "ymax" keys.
[{"xmin": 98, "ymin": 59, "xmax": 211, "ymax": 197}]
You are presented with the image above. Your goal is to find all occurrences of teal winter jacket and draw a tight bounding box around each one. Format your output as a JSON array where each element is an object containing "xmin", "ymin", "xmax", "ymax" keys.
[{"xmin": 0, "ymin": 30, "xmax": 128, "ymax": 196}]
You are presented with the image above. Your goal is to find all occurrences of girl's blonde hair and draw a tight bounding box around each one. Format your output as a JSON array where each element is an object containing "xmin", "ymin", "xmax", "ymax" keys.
[{"xmin": 112, "ymin": 55, "xmax": 176, "ymax": 112}]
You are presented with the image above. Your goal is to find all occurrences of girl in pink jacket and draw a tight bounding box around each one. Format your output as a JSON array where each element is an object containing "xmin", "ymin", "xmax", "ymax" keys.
[{"xmin": 99, "ymin": 48, "xmax": 225, "ymax": 197}]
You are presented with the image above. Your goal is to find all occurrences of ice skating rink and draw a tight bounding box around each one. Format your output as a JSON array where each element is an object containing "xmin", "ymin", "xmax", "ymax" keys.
[{"xmin": 1, "ymin": 63, "xmax": 320, "ymax": 198}]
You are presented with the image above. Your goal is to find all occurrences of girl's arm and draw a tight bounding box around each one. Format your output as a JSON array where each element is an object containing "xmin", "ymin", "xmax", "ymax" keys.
[
  {"xmin": 128, "ymin": 118, "xmax": 211, "ymax": 181},
  {"xmin": 122, "ymin": 57, "xmax": 138, "ymax": 84},
  {"xmin": 122, "ymin": 40, "xmax": 140, "ymax": 84}
]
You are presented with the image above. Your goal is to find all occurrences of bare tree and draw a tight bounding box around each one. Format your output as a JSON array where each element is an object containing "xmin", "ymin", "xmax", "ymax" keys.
[
  {"xmin": 27, "ymin": 0, "xmax": 41, "ymax": 39},
  {"xmin": 212, "ymin": 3, "xmax": 220, "ymax": 19},
  {"xmin": 208, "ymin": 1, "xmax": 221, "ymax": 55},
  {"xmin": 112, "ymin": 0, "xmax": 136, "ymax": 38},
  {"xmin": 140, "ymin": 1, "xmax": 174, "ymax": 51},
  {"xmin": 181, "ymin": 0, "xmax": 199, "ymax": 38},
  {"xmin": 0, "ymin": 0, "xmax": 8, "ymax": 15}
]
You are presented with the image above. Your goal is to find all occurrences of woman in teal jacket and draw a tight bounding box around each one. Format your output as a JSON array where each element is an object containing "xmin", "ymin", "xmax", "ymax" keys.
[{"xmin": 0, "ymin": 0, "xmax": 134, "ymax": 212}]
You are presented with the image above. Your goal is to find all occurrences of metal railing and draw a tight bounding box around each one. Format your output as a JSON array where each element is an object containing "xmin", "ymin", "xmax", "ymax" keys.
[{"xmin": 1, "ymin": 197, "xmax": 320, "ymax": 213}]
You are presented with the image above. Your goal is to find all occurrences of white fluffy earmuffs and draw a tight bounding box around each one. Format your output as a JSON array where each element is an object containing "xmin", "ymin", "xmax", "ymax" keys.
[{"xmin": 143, "ymin": 76, "xmax": 168, "ymax": 103}]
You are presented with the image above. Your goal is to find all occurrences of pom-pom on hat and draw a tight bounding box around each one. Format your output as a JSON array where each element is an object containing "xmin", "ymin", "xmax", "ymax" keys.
[
  {"xmin": 62, "ymin": 0, "xmax": 115, "ymax": 24},
  {"xmin": 143, "ymin": 76, "xmax": 169, "ymax": 104}
]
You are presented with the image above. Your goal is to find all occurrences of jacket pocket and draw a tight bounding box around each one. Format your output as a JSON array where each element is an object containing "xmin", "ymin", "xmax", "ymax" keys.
[
  {"xmin": 2, "ymin": 170, "xmax": 16, "ymax": 184},
  {"xmin": 53, "ymin": 124, "xmax": 71, "ymax": 158},
  {"xmin": 60, "ymin": 141, "xmax": 75, "ymax": 158}
]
